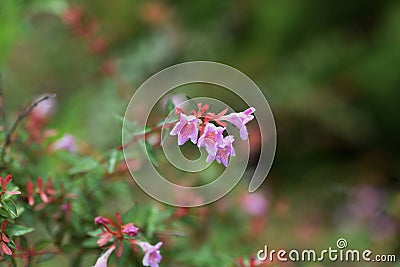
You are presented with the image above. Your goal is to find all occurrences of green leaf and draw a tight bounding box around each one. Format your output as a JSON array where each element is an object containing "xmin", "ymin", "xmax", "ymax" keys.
[
  {"xmin": 146, "ymin": 206, "xmax": 157, "ymax": 237},
  {"xmin": 186, "ymin": 95, "xmax": 197, "ymax": 110},
  {"xmin": 0, "ymin": 208, "xmax": 9, "ymax": 218},
  {"xmin": 19, "ymin": 236, "xmax": 28, "ymax": 250},
  {"xmin": 36, "ymin": 253, "xmax": 56, "ymax": 264},
  {"xmin": 119, "ymin": 116, "xmax": 137, "ymax": 133},
  {"xmin": 82, "ymin": 237, "xmax": 99, "ymax": 248},
  {"xmin": 7, "ymin": 225, "xmax": 34, "ymax": 236},
  {"xmin": 138, "ymin": 141, "xmax": 158, "ymax": 166},
  {"xmin": 34, "ymin": 240, "xmax": 52, "ymax": 250},
  {"xmin": 161, "ymin": 128, "xmax": 170, "ymax": 145},
  {"xmin": 132, "ymin": 126, "xmax": 152, "ymax": 136},
  {"xmin": 87, "ymin": 228, "xmax": 102, "ymax": 238},
  {"xmin": 61, "ymin": 244, "xmax": 76, "ymax": 253},
  {"xmin": 2, "ymin": 199, "xmax": 18, "ymax": 218},
  {"xmin": 68, "ymin": 157, "xmax": 101, "ymax": 175},
  {"xmin": 165, "ymin": 98, "xmax": 175, "ymax": 114},
  {"xmin": 108, "ymin": 149, "xmax": 122, "ymax": 174}
]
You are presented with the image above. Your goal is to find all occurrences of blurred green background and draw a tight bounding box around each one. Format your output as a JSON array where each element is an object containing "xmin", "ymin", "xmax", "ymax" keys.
[{"xmin": 1, "ymin": 0, "xmax": 399, "ymax": 266}]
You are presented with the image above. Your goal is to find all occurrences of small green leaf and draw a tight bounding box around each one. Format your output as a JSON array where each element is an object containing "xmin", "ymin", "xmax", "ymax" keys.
[
  {"xmin": 82, "ymin": 237, "xmax": 99, "ymax": 248},
  {"xmin": 68, "ymin": 157, "xmax": 101, "ymax": 175},
  {"xmin": 138, "ymin": 140, "xmax": 158, "ymax": 166},
  {"xmin": 34, "ymin": 240, "xmax": 52, "ymax": 250},
  {"xmin": 108, "ymin": 149, "xmax": 122, "ymax": 174},
  {"xmin": 36, "ymin": 253, "xmax": 56, "ymax": 264},
  {"xmin": 132, "ymin": 126, "xmax": 151, "ymax": 136},
  {"xmin": 7, "ymin": 225, "xmax": 34, "ymax": 236},
  {"xmin": 186, "ymin": 95, "xmax": 197, "ymax": 110},
  {"xmin": 161, "ymin": 128, "xmax": 170, "ymax": 145},
  {"xmin": 165, "ymin": 98, "xmax": 175, "ymax": 114},
  {"xmin": 87, "ymin": 228, "xmax": 102, "ymax": 238},
  {"xmin": 19, "ymin": 236, "xmax": 28, "ymax": 250},
  {"xmin": 2, "ymin": 199, "xmax": 18, "ymax": 218},
  {"xmin": 61, "ymin": 244, "xmax": 76, "ymax": 253},
  {"xmin": 0, "ymin": 208, "xmax": 9, "ymax": 218}
]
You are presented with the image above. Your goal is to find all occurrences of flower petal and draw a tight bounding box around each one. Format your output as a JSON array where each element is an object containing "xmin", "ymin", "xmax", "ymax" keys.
[
  {"xmin": 92, "ymin": 246, "xmax": 115, "ymax": 267},
  {"xmin": 1, "ymin": 242, "xmax": 12, "ymax": 256}
]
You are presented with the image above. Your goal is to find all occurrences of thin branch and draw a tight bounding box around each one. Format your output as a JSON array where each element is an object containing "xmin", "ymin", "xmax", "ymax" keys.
[
  {"xmin": 0, "ymin": 74, "xmax": 7, "ymax": 133},
  {"xmin": 1, "ymin": 94, "xmax": 56, "ymax": 163},
  {"xmin": 117, "ymin": 120, "xmax": 177, "ymax": 151}
]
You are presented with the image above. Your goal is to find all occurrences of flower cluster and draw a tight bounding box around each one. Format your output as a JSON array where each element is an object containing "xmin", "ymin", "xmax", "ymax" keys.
[
  {"xmin": 170, "ymin": 104, "xmax": 255, "ymax": 167},
  {"xmin": 26, "ymin": 177, "xmax": 57, "ymax": 207},
  {"xmin": 93, "ymin": 213, "xmax": 163, "ymax": 267}
]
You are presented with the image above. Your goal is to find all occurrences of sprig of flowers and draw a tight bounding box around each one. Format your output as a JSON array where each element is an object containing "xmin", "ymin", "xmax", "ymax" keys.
[
  {"xmin": 93, "ymin": 213, "xmax": 163, "ymax": 267},
  {"xmin": 170, "ymin": 104, "xmax": 255, "ymax": 167}
]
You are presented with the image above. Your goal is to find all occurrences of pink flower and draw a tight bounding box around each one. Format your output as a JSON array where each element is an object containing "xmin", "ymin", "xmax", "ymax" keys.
[
  {"xmin": 121, "ymin": 223, "xmax": 139, "ymax": 237},
  {"xmin": 239, "ymin": 192, "xmax": 268, "ymax": 217},
  {"xmin": 26, "ymin": 180, "xmax": 35, "ymax": 206},
  {"xmin": 136, "ymin": 241, "xmax": 163, "ymax": 267},
  {"xmin": 92, "ymin": 245, "xmax": 115, "ymax": 267},
  {"xmin": 170, "ymin": 113, "xmax": 199, "ymax": 145},
  {"xmin": 220, "ymin": 107, "xmax": 255, "ymax": 140},
  {"xmin": 206, "ymin": 135, "xmax": 236, "ymax": 167},
  {"xmin": 0, "ymin": 175, "xmax": 21, "ymax": 197},
  {"xmin": 197, "ymin": 123, "xmax": 225, "ymax": 157},
  {"xmin": 31, "ymin": 95, "xmax": 56, "ymax": 120},
  {"xmin": 51, "ymin": 134, "xmax": 77, "ymax": 153}
]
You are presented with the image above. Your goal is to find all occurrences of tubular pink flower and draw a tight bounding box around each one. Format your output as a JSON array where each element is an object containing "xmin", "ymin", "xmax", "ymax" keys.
[
  {"xmin": 207, "ymin": 135, "xmax": 236, "ymax": 167},
  {"xmin": 92, "ymin": 245, "xmax": 115, "ymax": 267},
  {"xmin": 136, "ymin": 241, "xmax": 163, "ymax": 267},
  {"xmin": 219, "ymin": 107, "xmax": 255, "ymax": 140},
  {"xmin": 197, "ymin": 123, "xmax": 225, "ymax": 157},
  {"xmin": 170, "ymin": 113, "xmax": 199, "ymax": 145}
]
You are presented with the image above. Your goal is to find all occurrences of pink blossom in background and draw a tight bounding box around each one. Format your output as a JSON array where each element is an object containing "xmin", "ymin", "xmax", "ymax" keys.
[
  {"xmin": 31, "ymin": 95, "xmax": 56, "ymax": 120},
  {"xmin": 239, "ymin": 192, "xmax": 268, "ymax": 217},
  {"xmin": 197, "ymin": 123, "xmax": 225, "ymax": 157},
  {"xmin": 27, "ymin": 95, "xmax": 56, "ymax": 141},
  {"xmin": 220, "ymin": 107, "xmax": 255, "ymax": 140},
  {"xmin": 170, "ymin": 113, "xmax": 199, "ymax": 145},
  {"xmin": 371, "ymin": 215, "xmax": 397, "ymax": 241},
  {"xmin": 51, "ymin": 134, "xmax": 77, "ymax": 153}
]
